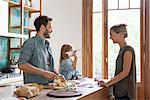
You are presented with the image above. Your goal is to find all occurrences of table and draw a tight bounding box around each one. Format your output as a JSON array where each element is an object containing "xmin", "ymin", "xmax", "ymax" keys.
[{"xmin": 0, "ymin": 78, "xmax": 112, "ymax": 100}]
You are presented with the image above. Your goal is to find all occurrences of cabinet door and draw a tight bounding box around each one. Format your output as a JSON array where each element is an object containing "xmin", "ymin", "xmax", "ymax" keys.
[{"xmin": 0, "ymin": 1, "xmax": 8, "ymax": 34}]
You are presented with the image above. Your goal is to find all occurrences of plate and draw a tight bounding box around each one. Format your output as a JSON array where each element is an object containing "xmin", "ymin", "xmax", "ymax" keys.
[
  {"xmin": 53, "ymin": 86, "xmax": 66, "ymax": 90},
  {"xmin": 47, "ymin": 90, "xmax": 82, "ymax": 98}
]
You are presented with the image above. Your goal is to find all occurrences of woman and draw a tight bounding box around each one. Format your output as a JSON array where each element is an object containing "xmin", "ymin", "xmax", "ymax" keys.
[
  {"xmin": 59, "ymin": 44, "xmax": 82, "ymax": 80},
  {"xmin": 98, "ymin": 24, "xmax": 136, "ymax": 100}
]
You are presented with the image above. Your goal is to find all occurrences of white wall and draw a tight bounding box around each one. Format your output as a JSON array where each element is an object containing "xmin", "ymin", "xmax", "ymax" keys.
[
  {"xmin": 0, "ymin": 1, "xmax": 8, "ymax": 34},
  {"xmin": 42, "ymin": 0, "xmax": 82, "ymax": 71}
]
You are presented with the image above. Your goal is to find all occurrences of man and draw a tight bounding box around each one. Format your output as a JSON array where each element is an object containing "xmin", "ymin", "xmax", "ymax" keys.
[{"xmin": 18, "ymin": 15, "xmax": 57, "ymax": 84}]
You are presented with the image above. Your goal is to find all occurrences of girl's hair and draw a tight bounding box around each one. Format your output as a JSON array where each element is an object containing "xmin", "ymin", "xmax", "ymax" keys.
[
  {"xmin": 110, "ymin": 24, "xmax": 128, "ymax": 38},
  {"xmin": 59, "ymin": 44, "xmax": 73, "ymax": 64}
]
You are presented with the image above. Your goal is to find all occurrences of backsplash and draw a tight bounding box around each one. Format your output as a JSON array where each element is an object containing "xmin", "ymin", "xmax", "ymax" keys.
[
  {"xmin": 0, "ymin": 37, "xmax": 21, "ymax": 70},
  {"xmin": 0, "ymin": 37, "xmax": 8, "ymax": 69}
]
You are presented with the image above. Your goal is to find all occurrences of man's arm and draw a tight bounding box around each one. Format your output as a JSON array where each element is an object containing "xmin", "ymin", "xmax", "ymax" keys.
[
  {"xmin": 19, "ymin": 63, "xmax": 57, "ymax": 80},
  {"xmin": 18, "ymin": 40, "xmax": 57, "ymax": 80}
]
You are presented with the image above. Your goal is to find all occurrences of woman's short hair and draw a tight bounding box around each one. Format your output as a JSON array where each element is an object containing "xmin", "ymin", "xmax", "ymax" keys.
[{"xmin": 110, "ymin": 24, "xmax": 128, "ymax": 38}]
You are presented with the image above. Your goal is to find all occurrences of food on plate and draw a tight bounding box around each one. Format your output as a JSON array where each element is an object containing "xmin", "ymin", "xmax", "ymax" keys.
[
  {"xmin": 14, "ymin": 83, "xmax": 43, "ymax": 98},
  {"xmin": 52, "ymin": 75, "xmax": 76, "ymax": 90},
  {"xmin": 14, "ymin": 85, "xmax": 39, "ymax": 98}
]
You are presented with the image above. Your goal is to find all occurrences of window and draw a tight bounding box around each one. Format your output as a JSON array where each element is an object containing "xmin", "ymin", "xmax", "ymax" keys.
[
  {"xmin": 93, "ymin": 0, "xmax": 102, "ymax": 79},
  {"xmin": 93, "ymin": 13, "xmax": 102, "ymax": 79},
  {"xmin": 108, "ymin": 0, "xmax": 118, "ymax": 9},
  {"xmin": 92, "ymin": 0, "xmax": 141, "ymax": 81},
  {"xmin": 119, "ymin": 0, "xmax": 129, "ymax": 9}
]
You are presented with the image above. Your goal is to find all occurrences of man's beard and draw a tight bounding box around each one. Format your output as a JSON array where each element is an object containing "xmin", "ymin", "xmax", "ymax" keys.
[{"xmin": 44, "ymin": 29, "xmax": 50, "ymax": 38}]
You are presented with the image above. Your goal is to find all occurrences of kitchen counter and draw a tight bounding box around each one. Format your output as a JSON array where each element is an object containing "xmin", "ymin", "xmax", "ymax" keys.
[{"xmin": 0, "ymin": 78, "xmax": 112, "ymax": 100}]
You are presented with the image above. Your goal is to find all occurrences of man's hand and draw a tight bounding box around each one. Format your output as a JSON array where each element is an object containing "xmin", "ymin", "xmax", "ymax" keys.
[
  {"xmin": 57, "ymin": 74, "xmax": 67, "ymax": 82},
  {"xmin": 42, "ymin": 71, "xmax": 57, "ymax": 80}
]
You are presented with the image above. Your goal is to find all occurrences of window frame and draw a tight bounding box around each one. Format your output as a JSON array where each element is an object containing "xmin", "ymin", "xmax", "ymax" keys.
[{"xmin": 82, "ymin": 0, "xmax": 150, "ymax": 99}]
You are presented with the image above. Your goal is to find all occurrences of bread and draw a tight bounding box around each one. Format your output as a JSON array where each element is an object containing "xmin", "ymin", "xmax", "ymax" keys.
[
  {"xmin": 14, "ymin": 85, "xmax": 40, "ymax": 98},
  {"xmin": 53, "ymin": 75, "xmax": 76, "ymax": 90}
]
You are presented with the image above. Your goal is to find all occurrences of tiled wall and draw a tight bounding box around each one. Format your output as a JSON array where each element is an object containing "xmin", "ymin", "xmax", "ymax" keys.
[{"xmin": 0, "ymin": 37, "xmax": 8, "ymax": 69}]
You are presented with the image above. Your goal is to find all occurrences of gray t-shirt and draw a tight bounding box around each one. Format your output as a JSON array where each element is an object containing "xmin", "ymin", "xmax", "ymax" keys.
[
  {"xmin": 113, "ymin": 46, "xmax": 136, "ymax": 100},
  {"xmin": 18, "ymin": 35, "xmax": 54, "ymax": 84}
]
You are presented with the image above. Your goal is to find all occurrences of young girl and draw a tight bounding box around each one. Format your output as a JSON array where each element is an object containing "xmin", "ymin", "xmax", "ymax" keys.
[
  {"xmin": 98, "ymin": 24, "xmax": 136, "ymax": 100},
  {"xmin": 59, "ymin": 44, "xmax": 82, "ymax": 80}
]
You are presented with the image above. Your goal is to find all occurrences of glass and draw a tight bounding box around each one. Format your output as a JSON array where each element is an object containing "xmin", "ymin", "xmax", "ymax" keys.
[
  {"xmin": 108, "ymin": 0, "xmax": 118, "ymax": 10},
  {"xmin": 93, "ymin": 0, "xmax": 102, "ymax": 12},
  {"xmin": 119, "ymin": 0, "xmax": 129, "ymax": 9},
  {"xmin": 0, "ymin": 37, "xmax": 8, "ymax": 69},
  {"xmin": 10, "ymin": 38, "xmax": 20, "ymax": 48},
  {"xmin": 93, "ymin": 13, "xmax": 102, "ymax": 79},
  {"xmin": 130, "ymin": 0, "xmax": 140, "ymax": 8}
]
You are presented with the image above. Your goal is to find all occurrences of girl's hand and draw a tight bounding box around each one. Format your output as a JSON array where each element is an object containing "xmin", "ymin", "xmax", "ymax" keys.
[{"xmin": 73, "ymin": 51, "xmax": 77, "ymax": 58}]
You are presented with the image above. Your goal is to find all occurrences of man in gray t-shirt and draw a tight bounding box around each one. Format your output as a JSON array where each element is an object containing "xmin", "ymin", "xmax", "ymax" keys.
[{"xmin": 18, "ymin": 16, "xmax": 57, "ymax": 84}]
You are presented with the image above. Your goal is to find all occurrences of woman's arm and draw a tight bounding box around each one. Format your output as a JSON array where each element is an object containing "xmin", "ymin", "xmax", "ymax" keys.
[{"xmin": 99, "ymin": 51, "xmax": 132, "ymax": 87}]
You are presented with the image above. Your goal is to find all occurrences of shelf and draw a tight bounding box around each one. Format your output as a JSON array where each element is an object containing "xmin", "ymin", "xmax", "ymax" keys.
[
  {"xmin": 11, "ymin": 26, "xmax": 36, "ymax": 31},
  {"xmin": 4, "ymin": 0, "xmax": 40, "ymax": 13},
  {"xmin": 10, "ymin": 48, "xmax": 20, "ymax": 51},
  {"xmin": 4, "ymin": 0, "xmax": 20, "ymax": 7},
  {"xmin": 23, "ymin": 26, "xmax": 36, "ymax": 31},
  {"xmin": 0, "ymin": 32, "xmax": 28, "ymax": 39},
  {"xmin": 24, "ymin": 5, "xmax": 40, "ymax": 13}
]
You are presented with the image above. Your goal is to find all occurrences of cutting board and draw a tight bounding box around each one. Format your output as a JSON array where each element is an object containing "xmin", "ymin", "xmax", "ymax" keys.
[{"xmin": 47, "ymin": 90, "xmax": 82, "ymax": 98}]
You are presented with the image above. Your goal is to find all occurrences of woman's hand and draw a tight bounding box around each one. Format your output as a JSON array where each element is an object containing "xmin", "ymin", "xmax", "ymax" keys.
[{"xmin": 98, "ymin": 80, "xmax": 108, "ymax": 87}]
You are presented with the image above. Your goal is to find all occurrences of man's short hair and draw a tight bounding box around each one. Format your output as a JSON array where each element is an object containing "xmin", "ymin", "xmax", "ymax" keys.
[{"xmin": 34, "ymin": 15, "xmax": 52, "ymax": 32}]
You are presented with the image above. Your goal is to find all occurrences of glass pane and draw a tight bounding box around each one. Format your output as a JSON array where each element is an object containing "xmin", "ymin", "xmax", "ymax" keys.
[
  {"xmin": 11, "ymin": 8, "xmax": 21, "ymax": 26},
  {"xmin": 0, "ymin": 37, "xmax": 8, "ymax": 69},
  {"xmin": 93, "ymin": 0, "xmax": 102, "ymax": 12},
  {"xmin": 119, "ymin": 0, "xmax": 129, "ymax": 9},
  {"xmin": 10, "ymin": 38, "xmax": 20, "ymax": 48},
  {"xmin": 93, "ymin": 13, "xmax": 102, "ymax": 79},
  {"xmin": 130, "ymin": 0, "xmax": 140, "ymax": 8},
  {"xmin": 108, "ymin": 9, "xmax": 141, "ymax": 82},
  {"xmin": 108, "ymin": 0, "xmax": 118, "ymax": 10},
  {"xmin": 11, "ymin": 50, "xmax": 20, "ymax": 60},
  {"xmin": 32, "ymin": 0, "xmax": 41, "ymax": 9}
]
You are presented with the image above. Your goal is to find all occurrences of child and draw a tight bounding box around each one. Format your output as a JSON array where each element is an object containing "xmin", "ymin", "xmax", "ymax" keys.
[{"xmin": 59, "ymin": 44, "xmax": 82, "ymax": 80}]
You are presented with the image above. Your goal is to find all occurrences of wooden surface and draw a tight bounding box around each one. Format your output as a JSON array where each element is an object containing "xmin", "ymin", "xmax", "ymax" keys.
[
  {"xmin": 0, "ymin": 78, "xmax": 111, "ymax": 100},
  {"xmin": 140, "ymin": 0, "xmax": 150, "ymax": 99},
  {"xmin": 144, "ymin": 0, "xmax": 150, "ymax": 99},
  {"xmin": 82, "ymin": 0, "xmax": 93, "ymax": 78},
  {"xmin": 102, "ymin": 0, "xmax": 108, "ymax": 79}
]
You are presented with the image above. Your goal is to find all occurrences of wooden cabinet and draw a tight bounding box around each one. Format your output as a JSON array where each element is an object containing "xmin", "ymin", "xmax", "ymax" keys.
[{"xmin": 2, "ymin": 0, "xmax": 42, "ymax": 65}]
